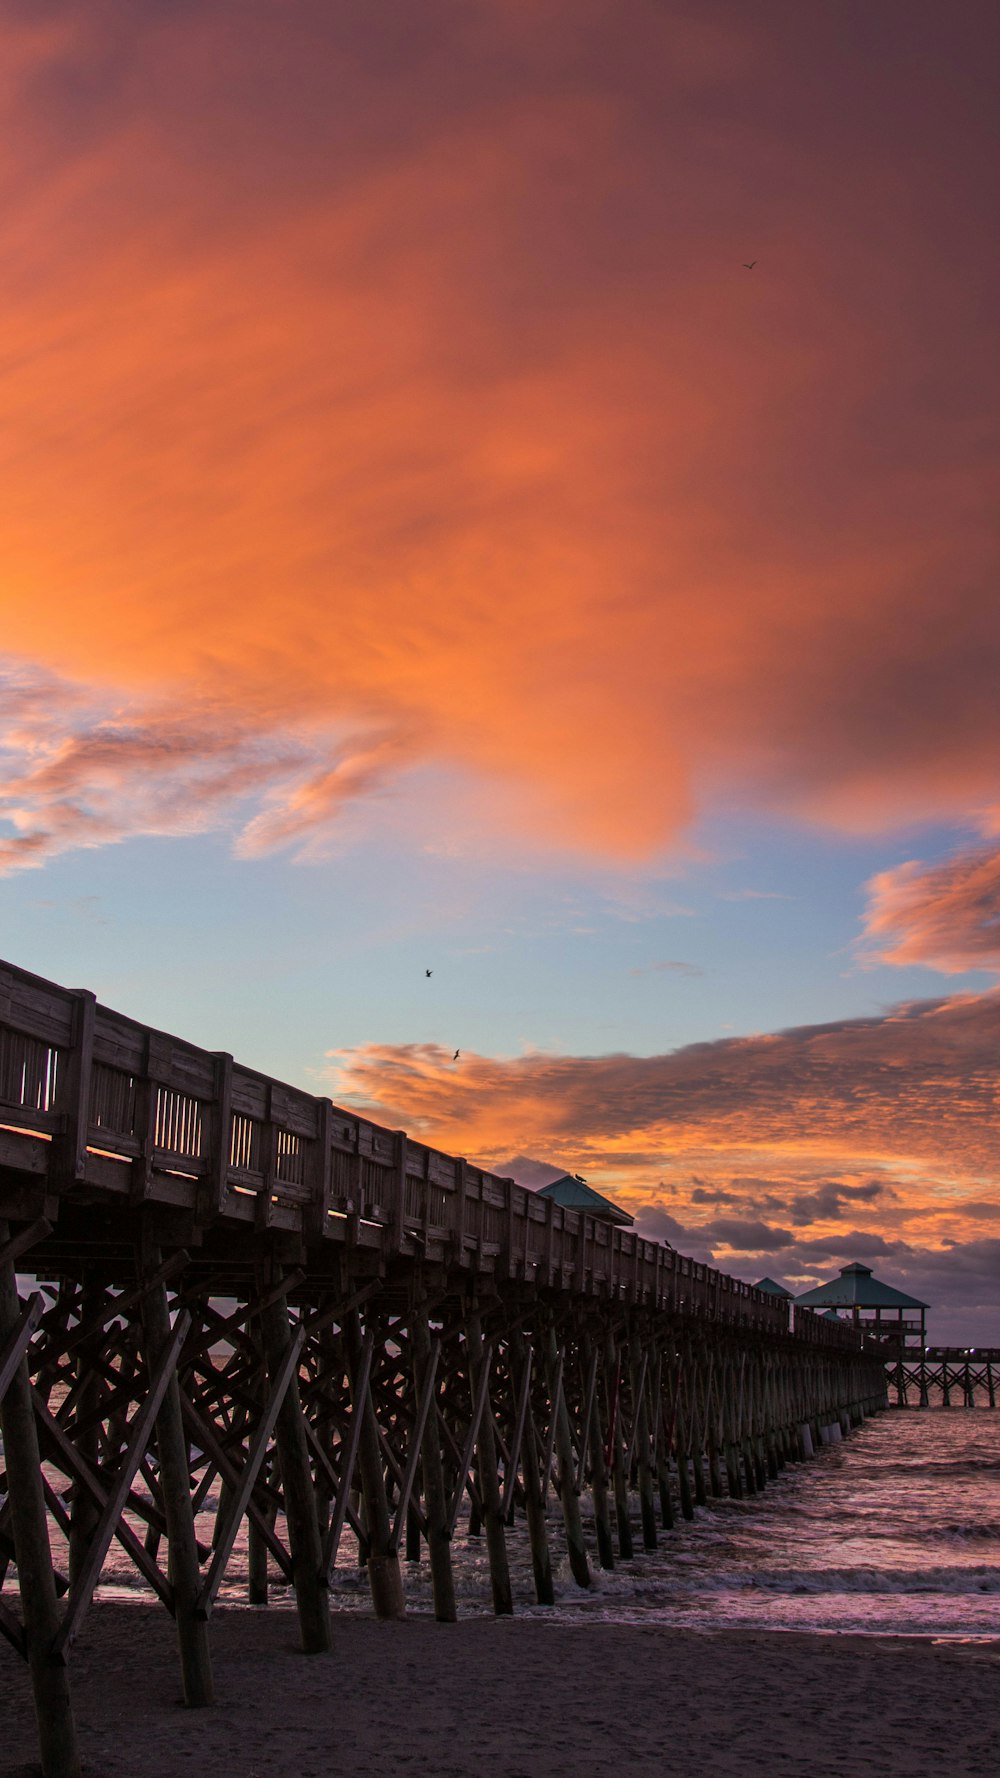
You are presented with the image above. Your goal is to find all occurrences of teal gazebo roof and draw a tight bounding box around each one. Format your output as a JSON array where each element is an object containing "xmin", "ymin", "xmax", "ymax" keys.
[
  {"xmin": 536, "ymin": 1175, "xmax": 634, "ymax": 1226},
  {"xmin": 754, "ymin": 1277, "xmax": 793, "ymax": 1299},
  {"xmin": 795, "ymin": 1262, "xmax": 928, "ymax": 1311}
]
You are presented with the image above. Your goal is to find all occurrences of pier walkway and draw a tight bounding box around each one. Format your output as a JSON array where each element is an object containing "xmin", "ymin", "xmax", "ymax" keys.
[{"xmin": 1, "ymin": 959, "xmax": 887, "ymax": 1778}]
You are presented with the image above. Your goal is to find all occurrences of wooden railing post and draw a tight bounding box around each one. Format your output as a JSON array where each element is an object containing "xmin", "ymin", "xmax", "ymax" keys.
[
  {"xmin": 390, "ymin": 1132, "xmax": 407, "ymax": 1253},
  {"xmin": 52, "ymin": 989, "xmax": 96, "ymax": 1188},
  {"xmin": 199, "ymin": 1051, "xmax": 232, "ymax": 1222},
  {"xmin": 305, "ymin": 1097, "xmax": 335, "ymax": 1240}
]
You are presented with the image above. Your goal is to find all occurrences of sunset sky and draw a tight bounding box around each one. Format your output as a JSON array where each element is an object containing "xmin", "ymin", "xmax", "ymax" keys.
[{"xmin": 1, "ymin": 1, "xmax": 997, "ymax": 1341}]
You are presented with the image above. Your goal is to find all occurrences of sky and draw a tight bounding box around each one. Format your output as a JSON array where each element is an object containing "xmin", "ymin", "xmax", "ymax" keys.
[{"xmin": 1, "ymin": 0, "xmax": 998, "ymax": 1343}]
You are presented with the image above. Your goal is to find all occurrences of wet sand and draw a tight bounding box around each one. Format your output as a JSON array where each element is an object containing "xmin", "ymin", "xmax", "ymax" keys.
[{"xmin": 2, "ymin": 1605, "xmax": 998, "ymax": 1778}]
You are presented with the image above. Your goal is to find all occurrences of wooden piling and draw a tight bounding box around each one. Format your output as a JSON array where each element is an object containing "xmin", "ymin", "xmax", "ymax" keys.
[
  {"xmin": 509, "ymin": 1325, "xmax": 555, "ymax": 1604},
  {"xmin": 67, "ymin": 1275, "xmax": 102, "ymax": 1590},
  {"xmin": 583, "ymin": 1333, "xmax": 615, "ymax": 1569},
  {"xmin": 139, "ymin": 1244, "xmax": 216, "ymax": 1705},
  {"xmin": 466, "ymin": 1310, "xmax": 513, "ymax": 1615},
  {"xmin": 0, "ymin": 1224, "xmax": 82, "ymax": 1778},
  {"xmin": 605, "ymin": 1331, "xmax": 633, "ymax": 1557},
  {"xmin": 629, "ymin": 1333, "xmax": 658, "ymax": 1549},
  {"xmin": 545, "ymin": 1324, "xmax": 591, "ymax": 1589},
  {"xmin": 345, "ymin": 1312, "xmax": 405, "ymax": 1620},
  {"xmin": 260, "ymin": 1276, "xmax": 332, "ymax": 1652},
  {"xmin": 411, "ymin": 1306, "xmax": 456, "ymax": 1622}
]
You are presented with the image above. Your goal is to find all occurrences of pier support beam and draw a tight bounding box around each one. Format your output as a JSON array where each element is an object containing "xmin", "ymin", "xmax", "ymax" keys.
[
  {"xmin": 545, "ymin": 1325, "xmax": 591, "ymax": 1589},
  {"xmin": 510, "ymin": 1325, "xmax": 555, "ymax": 1604},
  {"xmin": 0, "ymin": 1224, "xmax": 82, "ymax": 1778},
  {"xmin": 584, "ymin": 1333, "xmax": 615, "ymax": 1569},
  {"xmin": 411, "ymin": 1306, "xmax": 456, "ymax": 1622},
  {"xmin": 260, "ymin": 1274, "xmax": 332, "ymax": 1651},
  {"xmin": 345, "ymin": 1312, "xmax": 405, "ymax": 1620},
  {"xmin": 606, "ymin": 1331, "xmax": 633, "ymax": 1557},
  {"xmin": 467, "ymin": 1310, "xmax": 513, "ymax": 1615},
  {"xmin": 139, "ymin": 1244, "xmax": 215, "ymax": 1706}
]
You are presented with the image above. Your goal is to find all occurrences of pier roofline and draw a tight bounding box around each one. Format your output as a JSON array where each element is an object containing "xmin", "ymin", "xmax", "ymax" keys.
[{"xmin": 2, "ymin": 958, "xmax": 891, "ymax": 1778}]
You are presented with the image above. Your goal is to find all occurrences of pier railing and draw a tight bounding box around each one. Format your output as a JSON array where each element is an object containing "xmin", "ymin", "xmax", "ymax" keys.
[{"xmin": 0, "ymin": 958, "xmax": 856, "ymax": 1347}]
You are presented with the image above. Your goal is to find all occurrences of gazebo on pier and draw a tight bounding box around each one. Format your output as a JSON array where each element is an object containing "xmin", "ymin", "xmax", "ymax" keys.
[
  {"xmin": 536, "ymin": 1174, "xmax": 634, "ymax": 1226},
  {"xmin": 795, "ymin": 1262, "xmax": 928, "ymax": 1351}
]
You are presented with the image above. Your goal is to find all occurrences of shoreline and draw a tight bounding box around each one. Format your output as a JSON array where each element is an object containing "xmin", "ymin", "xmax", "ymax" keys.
[{"xmin": 3, "ymin": 1604, "xmax": 998, "ymax": 1778}]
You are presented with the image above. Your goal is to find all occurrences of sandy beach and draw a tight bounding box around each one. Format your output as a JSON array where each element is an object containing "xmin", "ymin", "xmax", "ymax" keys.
[{"xmin": 2, "ymin": 1606, "xmax": 998, "ymax": 1778}]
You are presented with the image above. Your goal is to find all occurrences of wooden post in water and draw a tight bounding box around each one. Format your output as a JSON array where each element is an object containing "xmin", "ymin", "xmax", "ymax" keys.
[
  {"xmin": 466, "ymin": 1309, "xmax": 513, "ymax": 1615},
  {"xmin": 583, "ymin": 1332, "xmax": 615, "ymax": 1569},
  {"xmin": 345, "ymin": 1311, "xmax": 405, "ymax": 1619},
  {"xmin": 411, "ymin": 1305, "xmax": 456, "ymax": 1621},
  {"xmin": 67, "ymin": 1274, "xmax": 102, "ymax": 1589},
  {"xmin": 545, "ymin": 1324, "xmax": 591, "ymax": 1588},
  {"xmin": 606, "ymin": 1329, "xmax": 633, "ymax": 1556},
  {"xmin": 139, "ymin": 1244, "xmax": 216, "ymax": 1705},
  {"xmin": 0, "ymin": 1224, "xmax": 82, "ymax": 1778},
  {"xmin": 260, "ymin": 1274, "xmax": 332, "ymax": 1651},
  {"xmin": 509, "ymin": 1324, "xmax": 555, "ymax": 1604},
  {"xmin": 629, "ymin": 1332, "xmax": 658, "ymax": 1549},
  {"xmin": 247, "ymin": 1459, "xmax": 273, "ymax": 1605}
]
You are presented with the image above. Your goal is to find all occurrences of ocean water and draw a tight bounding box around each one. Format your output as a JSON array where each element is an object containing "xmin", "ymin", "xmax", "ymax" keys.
[
  {"xmin": 331, "ymin": 1408, "xmax": 1000, "ymax": 1640},
  {"xmin": 28, "ymin": 1407, "xmax": 1000, "ymax": 1641}
]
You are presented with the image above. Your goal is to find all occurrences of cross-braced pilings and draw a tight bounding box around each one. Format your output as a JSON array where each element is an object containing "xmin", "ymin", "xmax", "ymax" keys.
[
  {"xmin": 1, "ymin": 960, "xmax": 887, "ymax": 1778},
  {"xmin": 885, "ymin": 1346, "xmax": 1000, "ymax": 1409}
]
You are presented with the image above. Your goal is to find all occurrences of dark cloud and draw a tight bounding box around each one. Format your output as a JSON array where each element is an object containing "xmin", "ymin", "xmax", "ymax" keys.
[
  {"xmin": 701, "ymin": 1217, "xmax": 794, "ymax": 1252},
  {"xmin": 788, "ymin": 1179, "xmax": 893, "ymax": 1224},
  {"xmin": 787, "ymin": 1231, "xmax": 912, "ymax": 1260}
]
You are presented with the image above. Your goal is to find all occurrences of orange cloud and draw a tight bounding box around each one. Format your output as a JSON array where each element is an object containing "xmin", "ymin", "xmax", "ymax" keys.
[
  {"xmin": 330, "ymin": 988, "xmax": 1000, "ymax": 1201},
  {"xmin": 0, "ymin": 3, "xmax": 996, "ymax": 864},
  {"xmin": 328, "ymin": 988, "xmax": 1000, "ymax": 1332}
]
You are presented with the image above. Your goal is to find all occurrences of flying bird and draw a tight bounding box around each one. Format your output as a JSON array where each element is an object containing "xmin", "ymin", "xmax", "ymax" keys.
[
  {"xmin": 425, "ymin": 969, "xmax": 432, "ymax": 977},
  {"xmin": 743, "ymin": 260, "xmax": 757, "ymax": 269},
  {"xmin": 452, "ymin": 1049, "xmax": 460, "ymax": 1061}
]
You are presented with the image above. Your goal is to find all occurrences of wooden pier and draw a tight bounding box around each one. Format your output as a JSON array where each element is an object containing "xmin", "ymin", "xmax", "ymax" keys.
[
  {"xmin": 886, "ymin": 1347, "xmax": 1000, "ymax": 1409},
  {"xmin": 1, "ymin": 959, "xmax": 888, "ymax": 1778}
]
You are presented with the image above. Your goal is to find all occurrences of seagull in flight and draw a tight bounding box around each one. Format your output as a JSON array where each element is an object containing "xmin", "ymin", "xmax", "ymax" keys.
[
  {"xmin": 452, "ymin": 1049, "xmax": 460, "ymax": 1061},
  {"xmin": 425, "ymin": 969, "xmax": 433, "ymax": 977},
  {"xmin": 743, "ymin": 260, "xmax": 757, "ymax": 270}
]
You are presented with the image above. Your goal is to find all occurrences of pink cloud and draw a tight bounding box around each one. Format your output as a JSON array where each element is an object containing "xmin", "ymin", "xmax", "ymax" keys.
[
  {"xmin": 0, "ymin": 662, "xmax": 404, "ymax": 872},
  {"xmin": 862, "ymin": 836, "xmax": 1000, "ymax": 973}
]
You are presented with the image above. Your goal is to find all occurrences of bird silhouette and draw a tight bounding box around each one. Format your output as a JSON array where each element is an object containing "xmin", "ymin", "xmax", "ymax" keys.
[
  {"xmin": 452, "ymin": 1049, "xmax": 460, "ymax": 1061},
  {"xmin": 425, "ymin": 969, "xmax": 432, "ymax": 977},
  {"xmin": 743, "ymin": 260, "xmax": 757, "ymax": 270}
]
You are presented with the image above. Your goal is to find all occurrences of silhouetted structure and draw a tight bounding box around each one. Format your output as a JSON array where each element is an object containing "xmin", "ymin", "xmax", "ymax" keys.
[
  {"xmin": 796, "ymin": 1262, "xmax": 928, "ymax": 1350},
  {"xmin": 0, "ymin": 958, "xmax": 889, "ymax": 1778}
]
